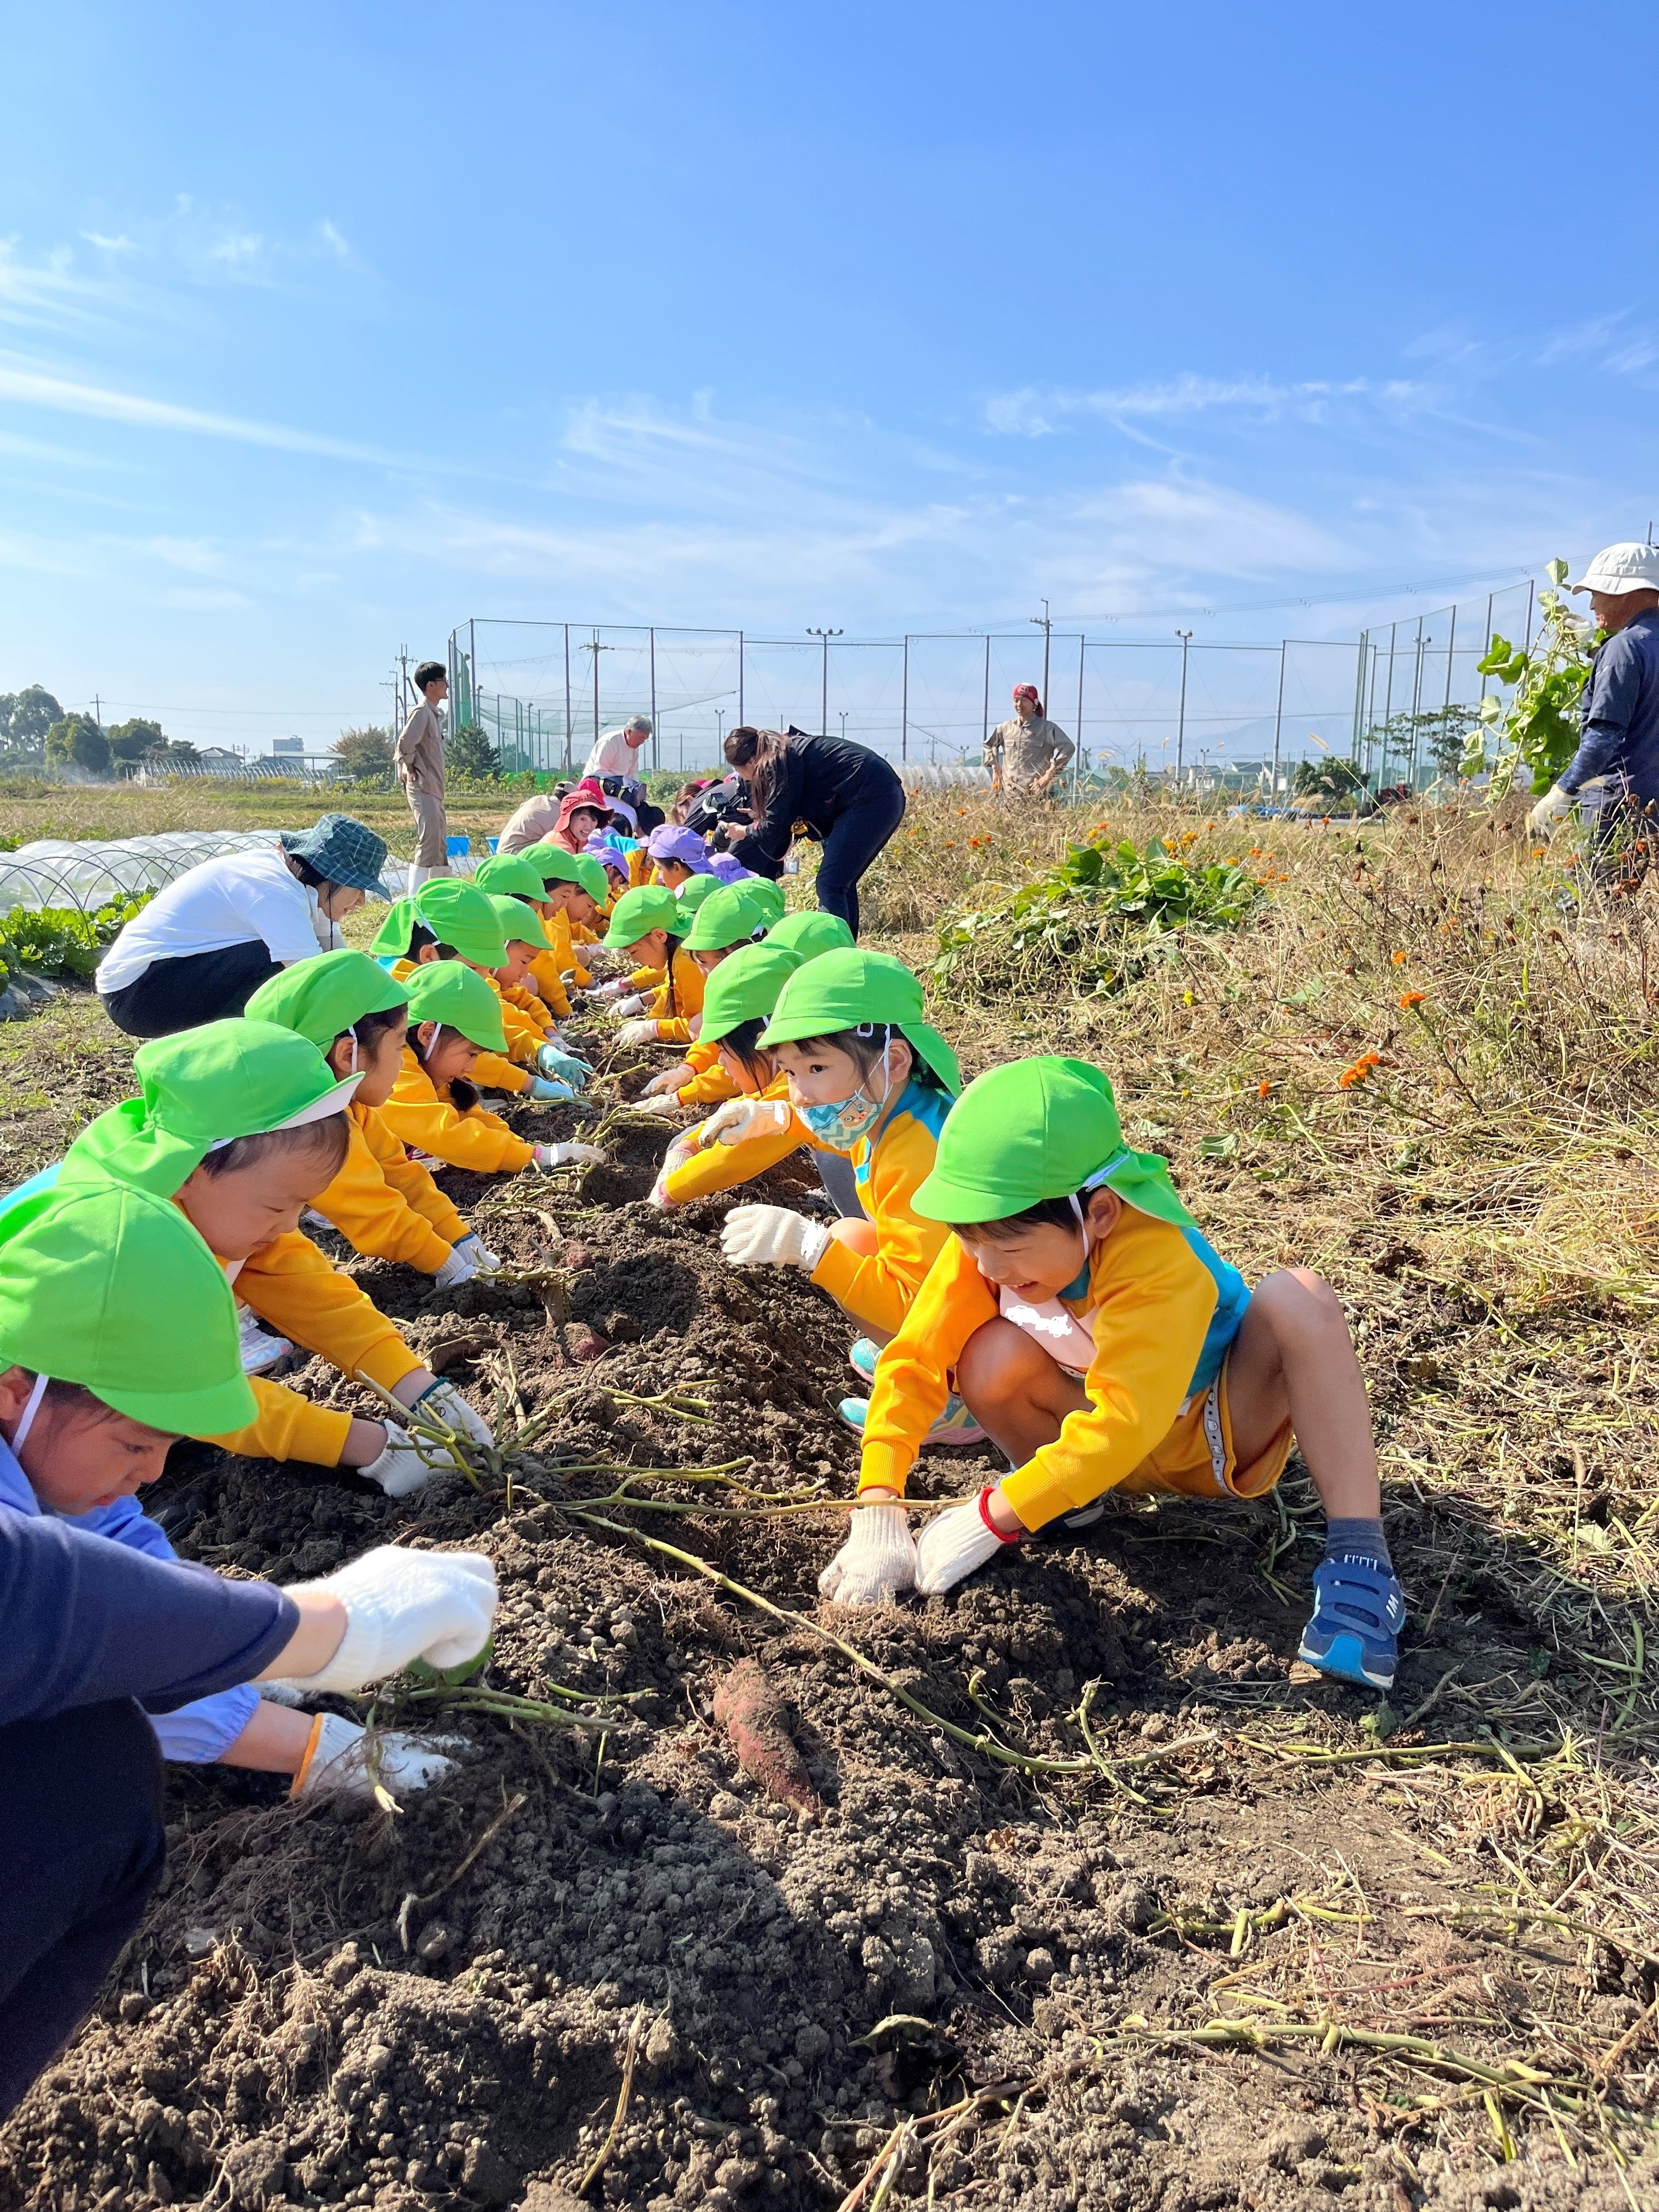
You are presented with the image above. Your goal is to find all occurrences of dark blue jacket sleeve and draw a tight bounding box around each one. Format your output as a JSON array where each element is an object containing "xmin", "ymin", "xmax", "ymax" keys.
[
  {"xmin": 730, "ymin": 746, "xmax": 806, "ymax": 876},
  {"xmin": 0, "ymin": 1513, "xmax": 298, "ymax": 1726},
  {"xmin": 1559, "ymin": 617, "xmax": 1659, "ymax": 797}
]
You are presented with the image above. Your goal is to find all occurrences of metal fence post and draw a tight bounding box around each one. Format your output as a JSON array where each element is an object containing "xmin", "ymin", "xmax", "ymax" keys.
[
  {"xmin": 562, "ymin": 624, "xmax": 572, "ymax": 775},
  {"xmin": 1350, "ymin": 636, "xmax": 1367, "ymax": 766},
  {"xmin": 737, "ymin": 631, "xmax": 744, "ymax": 732},
  {"xmin": 1073, "ymin": 633, "xmax": 1085, "ymax": 798},
  {"xmin": 1271, "ymin": 640, "xmax": 1286, "ymax": 799},
  {"xmin": 649, "ymin": 627, "xmax": 658, "ymax": 775},
  {"xmin": 981, "ymin": 635, "xmax": 990, "ymax": 768},
  {"xmin": 901, "ymin": 636, "xmax": 909, "ymax": 764}
]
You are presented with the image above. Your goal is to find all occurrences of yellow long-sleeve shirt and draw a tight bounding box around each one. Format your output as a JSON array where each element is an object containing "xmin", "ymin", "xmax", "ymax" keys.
[
  {"xmin": 676, "ymin": 1036, "xmax": 736, "ymax": 1107},
  {"xmin": 211, "ymin": 1376, "xmax": 353, "ymax": 1468},
  {"xmin": 503, "ymin": 980, "xmax": 554, "ymax": 1036},
  {"xmin": 380, "ymin": 1048, "xmax": 535, "ymax": 1172},
  {"xmin": 311, "ymin": 1100, "xmax": 467, "ymax": 1274},
  {"xmin": 646, "ymin": 947, "xmax": 706, "ymax": 1044},
  {"xmin": 859, "ymin": 1207, "xmax": 1227, "ymax": 1528},
  {"xmin": 390, "ymin": 955, "xmax": 531, "ymax": 1095}
]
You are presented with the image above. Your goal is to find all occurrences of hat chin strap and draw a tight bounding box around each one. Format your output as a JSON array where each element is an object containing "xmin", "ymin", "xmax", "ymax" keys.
[{"xmin": 12, "ymin": 1370, "xmax": 50, "ymax": 1453}]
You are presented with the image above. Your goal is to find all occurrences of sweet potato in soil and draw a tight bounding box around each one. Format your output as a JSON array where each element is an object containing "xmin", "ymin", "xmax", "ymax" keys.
[
  {"xmin": 2, "ymin": 1084, "xmax": 1654, "ymax": 2212},
  {"xmin": 712, "ymin": 1660, "xmax": 822, "ymax": 1820}
]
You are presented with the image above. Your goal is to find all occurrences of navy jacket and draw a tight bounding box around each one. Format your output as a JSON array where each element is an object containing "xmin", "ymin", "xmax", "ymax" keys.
[
  {"xmin": 730, "ymin": 733, "xmax": 902, "ymax": 878},
  {"xmin": 0, "ymin": 1509, "xmax": 296, "ymax": 1728},
  {"xmin": 1559, "ymin": 609, "xmax": 1659, "ymax": 803}
]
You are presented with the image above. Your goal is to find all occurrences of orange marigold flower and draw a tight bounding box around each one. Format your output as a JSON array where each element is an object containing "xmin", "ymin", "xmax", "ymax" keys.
[
  {"xmin": 1531, "ymin": 845, "xmax": 1547, "ymax": 858},
  {"xmin": 1391, "ymin": 949, "xmax": 1408, "ymax": 966},
  {"xmin": 1257, "ymin": 1080, "xmax": 1273, "ymax": 1098},
  {"xmin": 1398, "ymin": 990, "xmax": 1426, "ymax": 1009}
]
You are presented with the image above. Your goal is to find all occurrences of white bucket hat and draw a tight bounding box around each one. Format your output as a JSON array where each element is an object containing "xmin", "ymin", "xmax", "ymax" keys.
[{"xmin": 1568, "ymin": 542, "xmax": 1659, "ymax": 595}]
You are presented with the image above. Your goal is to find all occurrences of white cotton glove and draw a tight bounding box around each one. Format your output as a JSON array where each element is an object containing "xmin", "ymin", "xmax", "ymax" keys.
[
  {"xmin": 454, "ymin": 1232, "xmax": 501, "ymax": 1273},
  {"xmin": 584, "ymin": 979, "xmax": 627, "ymax": 1002},
  {"xmin": 278, "ymin": 1546, "xmax": 498, "ymax": 1693},
  {"xmin": 432, "ymin": 1246, "xmax": 478, "ymax": 1290},
  {"xmin": 532, "ymin": 1141, "xmax": 606, "ymax": 1170},
  {"xmin": 617, "ymin": 1018, "xmax": 661, "ymax": 1047},
  {"xmin": 720, "ymin": 1204, "xmax": 831, "ymax": 1272},
  {"xmin": 628, "ymin": 1093, "xmax": 681, "ymax": 1119},
  {"xmin": 818, "ymin": 1503, "xmax": 917, "ymax": 1606},
  {"xmin": 362, "ymin": 1423, "xmax": 437, "ymax": 1499},
  {"xmin": 614, "ymin": 993, "xmax": 648, "ymax": 1018},
  {"xmin": 699, "ymin": 1096, "xmax": 793, "ymax": 1149},
  {"xmin": 914, "ymin": 1491, "xmax": 1018, "ymax": 1596},
  {"xmin": 1527, "ymin": 783, "xmax": 1576, "ymax": 837},
  {"xmin": 292, "ymin": 1712, "xmax": 461, "ymax": 1803},
  {"xmin": 537, "ymin": 1043, "xmax": 591, "ymax": 1086},
  {"xmin": 642, "ymin": 1064, "xmax": 691, "ymax": 1097},
  {"xmin": 412, "ymin": 1379, "xmax": 494, "ymax": 1449}
]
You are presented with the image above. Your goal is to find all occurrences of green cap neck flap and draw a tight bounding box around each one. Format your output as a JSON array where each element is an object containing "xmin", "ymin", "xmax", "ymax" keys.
[
  {"xmin": 757, "ymin": 948, "xmax": 960, "ymax": 1095},
  {"xmin": 0, "ymin": 1181, "xmax": 256, "ymax": 1436},
  {"xmin": 402, "ymin": 961, "xmax": 507, "ymax": 1053},
  {"xmin": 61, "ymin": 1020, "xmax": 360, "ymax": 1199},
  {"xmin": 522, "ymin": 843, "xmax": 581, "ymax": 885},
  {"xmin": 475, "ymin": 853, "xmax": 551, "ymax": 902},
  {"xmin": 764, "ymin": 910, "xmax": 856, "ymax": 962},
  {"xmin": 743, "ymin": 879, "xmax": 787, "ymax": 924},
  {"xmin": 487, "ymin": 894, "xmax": 552, "ymax": 951},
  {"xmin": 245, "ymin": 950, "xmax": 408, "ymax": 1054},
  {"xmin": 910, "ymin": 1056, "xmax": 1196, "ymax": 1229},
  {"xmin": 604, "ymin": 884, "xmax": 681, "ymax": 947},
  {"xmin": 698, "ymin": 941, "xmax": 802, "ymax": 1043},
  {"xmin": 673, "ymin": 873, "xmax": 723, "ymax": 915},
  {"xmin": 408, "ymin": 878, "xmax": 508, "ymax": 967},
  {"xmin": 371, "ymin": 896, "xmax": 420, "ymax": 958},
  {"xmin": 571, "ymin": 854, "xmax": 609, "ymax": 904},
  {"xmin": 682, "ymin": 884, "xmax": 770, "ymax": 952}
]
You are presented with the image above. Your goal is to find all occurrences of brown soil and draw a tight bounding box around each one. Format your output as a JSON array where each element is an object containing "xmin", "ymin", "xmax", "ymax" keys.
[{"xmin": 2, "ymin": 1062, "xmax": 1655, "ymax": 2211}]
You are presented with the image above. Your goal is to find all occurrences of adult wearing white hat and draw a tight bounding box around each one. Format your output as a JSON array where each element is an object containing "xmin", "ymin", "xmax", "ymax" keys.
[{"xmin": 1527, "ymin": 543, "xmax": 1659, "ymax": 839}]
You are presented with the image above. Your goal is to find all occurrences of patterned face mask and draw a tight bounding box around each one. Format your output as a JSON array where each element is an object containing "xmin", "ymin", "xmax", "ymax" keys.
[{"xmin": 795, "ymin": 1031, "xmax": 893, "ymax": 1152}]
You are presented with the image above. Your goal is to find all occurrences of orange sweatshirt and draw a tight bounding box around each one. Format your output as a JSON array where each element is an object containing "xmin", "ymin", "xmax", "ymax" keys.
[
  {"xmin": 645, "ymin": 947, "xmax": 707, "ymax": 1045},
  {"xmin": 676, "ymin": 1036, "xmax": 736, "ymax": 1107},
  {"xmin": 859, "ymin": 1208, "xmax": 1222, "ymax": 1527},
  {"xmin": 380, "ymin": 1048, "xmax": 535, "ymax": 1172},
  {"xmin": 311, "ymin": 1099, "xmax": 469, "ymax": 1274}
]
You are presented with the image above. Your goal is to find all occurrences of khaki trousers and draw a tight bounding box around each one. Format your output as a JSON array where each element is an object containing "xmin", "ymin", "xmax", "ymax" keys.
[{"xmin": 405, "ymin": 784, "xmax": 448, "ymax": 867}]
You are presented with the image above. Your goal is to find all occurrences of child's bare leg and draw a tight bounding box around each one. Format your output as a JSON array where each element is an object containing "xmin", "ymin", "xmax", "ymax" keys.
[
  {"xmin": 1224, "ymin": 1269, "xmax": 1379, "ymax": 1520},
  {"xmin": 956, "ymin": 1319, "xmax": 1088, "ymax": 1491}
]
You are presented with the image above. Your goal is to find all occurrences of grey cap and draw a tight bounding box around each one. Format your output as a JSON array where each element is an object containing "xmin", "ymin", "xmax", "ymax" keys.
[{"xmin": 279, "ymin": 812, "xmax": 391, "ymax": 896}]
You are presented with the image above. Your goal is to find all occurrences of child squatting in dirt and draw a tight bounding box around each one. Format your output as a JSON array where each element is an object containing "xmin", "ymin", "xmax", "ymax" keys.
[{"xmin": 822, "ymin": 1056, "xmax": 1407, "ymax": 1691}]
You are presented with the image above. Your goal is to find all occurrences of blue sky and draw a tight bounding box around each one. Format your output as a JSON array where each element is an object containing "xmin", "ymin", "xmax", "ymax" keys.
[{"xmin": 2, "ymin": 2, "xmax": 1656, "ymax": 758}]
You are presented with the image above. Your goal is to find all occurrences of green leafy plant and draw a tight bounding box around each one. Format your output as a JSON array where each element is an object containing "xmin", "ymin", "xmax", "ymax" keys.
[
  {"xmin": 932, "ymin": 833, "xmax": 1262, "ymax": 997},
  {"xmin": 0, "ymin": 894, "xmax": 153, "ymax": 985},
  {"xmin": 1467, "ymin": 561, "xmax": 1598, "ymax": 795}
]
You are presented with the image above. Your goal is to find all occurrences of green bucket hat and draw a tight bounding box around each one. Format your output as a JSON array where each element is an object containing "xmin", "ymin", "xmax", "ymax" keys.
[
  {"xmin": 604, "ymin": 883, "xmax": 681, "ymax": 948},
  {"xmin": 402, "ymin": 961, "xmax": 507, "ymax": 1054},
  {"xmin": 475, "ymin": 853, "xmax": 551, "ymax": 903},
  {"xmin": 245, "ymin": 950, "xmax": 408, "ymax": 1055},
  {"xmin": 521, "ymin": 843, "xmax": 582, "ymax": 885},
  {"xmin": 60, "ymin": 1020, "xmax": 360, "ymax": 1200},
  {"xmin": 758, "ymin": 949, "xmax": 961, "ymax": 1095},
  {"xmin": 0, "ymin": 1181, "xmax": 257, "ymax": 1436},
  {"xmin": 764, "ymin": 910, "xmax": 855, "ymax": 962},
  {"xmin": 743, "ymin": 879, "xmax": 787, "ymax": 924},
  {"xmin": 487, "ymin": 893, "xmax": 552, "ymax": 951},
  {"xmin": 681, "ymin": 883, "xmax": 771, "ymax": 953},
  {"xmin": 698, "ymin": 941, "xmax": 803, "ymax": 1044},
  {"xmin": 673, "ymin": 873, "xmax": 723, "ymax": 916},
  {"xmin": 372, "ymin": 878, "xmax": 507, "ymax": 969},
  {"xmin": 571, "ymin": 853, "xmax": 609, "ymax": 905},
  {"xmin": 910, "ymin": 1057, "xmax": 1197, "ymax": 1229}
]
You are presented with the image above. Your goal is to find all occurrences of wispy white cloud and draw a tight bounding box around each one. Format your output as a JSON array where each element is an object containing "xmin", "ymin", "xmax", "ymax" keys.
[{"xmin": 985, "ymin": 373, "xmax": 1427, "ymax": 438}]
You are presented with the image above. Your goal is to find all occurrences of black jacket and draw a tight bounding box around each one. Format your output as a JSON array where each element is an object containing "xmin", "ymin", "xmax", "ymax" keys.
[{"xmin": 729, "ymin": 733, "xmax": 901, "ymax": 877}]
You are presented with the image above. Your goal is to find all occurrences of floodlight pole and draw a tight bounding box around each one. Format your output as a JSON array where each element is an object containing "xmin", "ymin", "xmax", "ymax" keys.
[
  {"xmin": 806, "ymin": 627, "xmax": 842, "ymax": 741},
  {"xmin": 1174, "ymin": 630, "xmax": 1193, "ymax": 784},
  {"xmin": 1031, "ymin": 599, "xmax": 1052, "ymax": 707},
  {"xmin": 1271, "ymin": 640, "xmax": 1286, "ymax": 799}
]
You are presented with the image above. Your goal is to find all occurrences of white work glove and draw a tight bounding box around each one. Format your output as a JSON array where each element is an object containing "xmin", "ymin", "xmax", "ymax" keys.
[
  {"xmin": 819, "ymin": 1503, "xmax": 917, "ymax": 1606},
  {"xmin": 614, "ymin": 993, "xmax": 648, "ymax": 1018},
  {"xmin": 454, "ymin": 1232, "xmax": 501, "ymax": 1273},
  {"xmin": 432, "ymin": 1246, "xmax": 478, "ymax": 1290},
  {"xmin": 278, "ymin": 1546, "xmax": 498, "ymax": 1693},
  {"xmin": 642, "ymin": 1064, "xmax": 691, "ymax": 1097},
  {"xmin": 617, "ymin": 1018, "xmax": 661, "ymax": 1047},
  {"xmin": 292, "ymin": 1712, "xmax": 462, "ymax": 1803},
  {"xmin": 1527, "ymin": 783, "xmax": 1575, "ymax": 837},
  {"xmin": 532, "ymin": 1141, "xmax": 606, "ymax": 1170},
  {"xmin": 914, "ymin": 1491, "xmax": 1019, "ymax": 1596},
  {"xmin": 583, "ymin": 979, "xmax": 627, "ymax": 1002},
  {"xmin": 699, "ymin": 1096, "xmax": 793, "ymax": 1148},
  {"xmin": 720, "ymin": 1204, "xmax": 831, "ymax": 1272},
  {"xmin": 628, "ymin": 1093, "xmax": 681, "ymax": 1119},
  {"xmin": 412, "ymin": 1379, "xmax": 494, "ymax": 1449},
  {"xmin": 362, "ymin": 1422, "xmax": 437, "ymax": 1499},
  {"xmin": 537, "ymin": 1043, "xmax": 591, "ymax": 1086}
]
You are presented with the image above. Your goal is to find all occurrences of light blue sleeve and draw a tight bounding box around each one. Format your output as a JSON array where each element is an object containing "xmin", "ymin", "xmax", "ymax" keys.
[{"xmin": 74, "ymin": 1495, "xmax": 261, "ymax": 1764}]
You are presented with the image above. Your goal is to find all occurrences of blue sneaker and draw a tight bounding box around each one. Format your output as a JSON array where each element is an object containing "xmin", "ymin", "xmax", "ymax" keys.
[
  {"xmin": 838, "ymin": 1393, "xmax": 988, "ymax": 1446},
  {"xmin": 1298, "ymin": 1556, "xmax": 1406, "ymax": 1690},
  {"xmin": 849, "ymin": 1338, "xmax": 881, "ymax": 1382}
]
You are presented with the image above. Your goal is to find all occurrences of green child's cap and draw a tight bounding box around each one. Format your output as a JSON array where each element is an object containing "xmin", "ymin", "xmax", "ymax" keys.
[
  {"xmin": 521, "ymin": 843, "xmax": 582, "ymax": 885},
  {"xmin": 402, "ymin": 961, "xmax": 507, "ymax": 1054},
  {"xmin": 245, "ymin": 950, "xmax": 408, "ymax": 1055},
  {"xmin": 758, "ymin": 948, "xmax": 960, "ymax": 1096},
  {"xmin": 681, "ymin": 883, "xmax": 770, "ymax": 953},
  {"xmin": 413, "ymin": 878, "xmax": 508, "ymax": 968},
  {"xmin": 764, "ymin": 910, "xmax": 855, "ymax": 962},
  {"xmin": 673, "ymin": 873, "xmax": 723, "ymax": 916},
  {"xmin": 743, "ymin": 879, "xmax": 787, "ymax": 924},
  {"xmin": 698, "ymin": 941, "xmax": 802, "ymax": 1044},
  {"xmin": 571, "ymin": 853, "xmax": 609, "ymax": 905},
  {"xmin": 0, "ymin": 1181, "xmax": 256, "ymax": 1436},
  {"xmin": 487, "ymin": 894, "xmax": 552, "ymax": 951},
  {"xmin": 604, "ymin": 883, "xmax": 681, "ymax": 947},
  {"xmin": 475, "ymin": 853, "xmax": 551, "ymax": 903},
  {"xmin": 911, "ymin": 1057, "xmax": 1197, "ymax": 1230},
  {"xmin": 61, "ymin": 1020, "xmax": 359, "ymax": 1199}
]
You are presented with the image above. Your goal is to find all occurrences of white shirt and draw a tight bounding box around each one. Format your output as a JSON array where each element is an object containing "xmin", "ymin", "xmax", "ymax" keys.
[
  {"xmin": 583, "ymin": 727, "xmax": 646, "ymax": 780},
  {"xmin": 96, "ymin": 847, "xmax": 323, "ymax": 995}
]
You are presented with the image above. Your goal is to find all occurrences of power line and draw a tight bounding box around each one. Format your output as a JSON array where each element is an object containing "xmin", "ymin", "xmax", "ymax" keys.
[{"xmin": 1052, "ymin": 558, "xmax": 1566, "ymax": 625}]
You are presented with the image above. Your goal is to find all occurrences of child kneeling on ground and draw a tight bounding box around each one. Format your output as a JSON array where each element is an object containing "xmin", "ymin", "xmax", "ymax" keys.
[
  {"xmin": 0, "ymin": 1180, "xmax": 466, "ymax": 1800},
  {"xmin": 822, "ymin": 1057, "xmax": 1406, "ymax": 1691}
]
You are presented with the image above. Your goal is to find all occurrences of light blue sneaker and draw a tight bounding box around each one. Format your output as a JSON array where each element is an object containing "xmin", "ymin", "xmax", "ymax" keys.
[
  {"xmin": 838, "ymin": 1393, "xmax": 988, "ymax": 1447},
  {"xmin": 1298, "ymin": 1557, "xmax": 1406, "ymax": 1690},
  {"xmin": 849, "ymin": 1338, "xmax": 881, "ymax": 1382}
]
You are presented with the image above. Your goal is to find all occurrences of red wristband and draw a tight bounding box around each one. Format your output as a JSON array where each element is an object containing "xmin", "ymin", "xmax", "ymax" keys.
[{"xmin": 977, "ymin": 1486, "xmax": 1020, "ymax": 1544}]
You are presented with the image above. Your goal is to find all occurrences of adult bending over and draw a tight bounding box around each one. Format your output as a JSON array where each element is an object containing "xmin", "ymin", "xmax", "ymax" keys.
[
  {"xmin": 396, "ymin": 661, "xmax": 450, "ymax": 894},
  {"xmin": 722, "ymin": 726, "xmax": 905, "ymax": 939},
  {"xmin": 95, "ymin": 814, "xmax": 389, "ymax": 1040}
]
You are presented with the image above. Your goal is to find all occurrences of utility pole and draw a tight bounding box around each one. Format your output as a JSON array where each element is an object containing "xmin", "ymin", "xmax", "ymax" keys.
[
  {"xmin": 398, "ymin": 645, "xmax": 410, "ymax": 732},
  {"xmin": 806, "ymin": 627, "xmax": 842, "ymax": 740},
  {"xmin": 579, "ymin": 635, "xmax": 613, "ymax": 760},
  {"xmin": 839, "ymin": 711, "xmax": 847, "ymax": 742},
  {"xmin": 92, "ymin": 692, "xmax": 101, "ymax": 731},
  {"xmin": 1173, "ymin": 630, "xmax": 1193, "ymax": 784},
  {"xmin": 1030, "ymin": 599, "xmax": 1052, "ymax": 707},
  {"xmin": 1270, "ymin": 640, "xmax": 1287, "ymax": 799}
]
